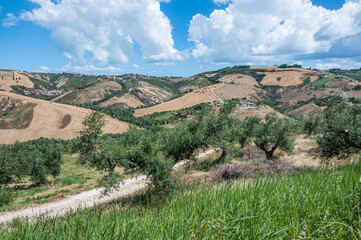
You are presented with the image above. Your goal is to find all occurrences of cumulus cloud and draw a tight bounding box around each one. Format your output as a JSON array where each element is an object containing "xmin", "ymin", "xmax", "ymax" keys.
[
  {"xmin": 189, "ymin": 0, "xmax": 361, "ymax": 64},
  {"xmin": 315, "ymin": 63, "xmax": 341, "ymax": 70},
  {"xmin": 38, "ymin": 66, "xmax": 50, "ymax": 72},
  {"xmin": 21, "ymin": 0, "xmax": 182, "ymax": 69}
]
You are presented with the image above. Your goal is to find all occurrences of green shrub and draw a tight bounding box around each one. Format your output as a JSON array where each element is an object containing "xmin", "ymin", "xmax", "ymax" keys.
[{"xmin": 0, "ymin": 189, "xmax": 17, "ymax": 207}]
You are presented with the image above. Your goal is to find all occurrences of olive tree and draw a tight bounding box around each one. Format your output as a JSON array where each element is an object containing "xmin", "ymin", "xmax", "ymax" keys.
[
  {"xmin": 301, "ymin": 113, "xmax": 323, "ymax": 137},
  {"xmin": 250, "ymin": 112, "xmax": 295, "ymax": 159},
  {"xmin": 316, "ymin": 93, "xmax": 361, "ymax": 160},
  {"xmin": 76, "ymin": 112, "xmax": 176, "ymax": 194}
]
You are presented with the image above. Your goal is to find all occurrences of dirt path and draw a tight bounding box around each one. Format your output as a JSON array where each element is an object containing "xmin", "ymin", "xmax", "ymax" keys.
[
  {"xmin": 210, "ymin": 83, "xmax": 224, "ymax": 103},
  {"xmin": 50, "ymin": 91, "xmax": 73, "ymax": 102},
  {"xmin": 0, "ymin": 149, "xmax": 217, "ymax": 224}
]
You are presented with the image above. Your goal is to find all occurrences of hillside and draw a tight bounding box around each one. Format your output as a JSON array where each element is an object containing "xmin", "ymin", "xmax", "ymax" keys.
[
  {"xmin": 1, "ymin": 65, "xmax": 361, "ymax": 120},
  {"xmin": 0, "ymin": 91, "xmax": 128, "ymax": 144},
  {"xmin": 0, "ymin": 70, "xmax": 34, "ymax": 91}
]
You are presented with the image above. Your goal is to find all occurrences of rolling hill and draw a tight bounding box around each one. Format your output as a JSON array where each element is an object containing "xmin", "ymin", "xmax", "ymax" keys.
[
  {"xmin": 1, "ymin": 65, "xmax": 361, "ymax": 127},
  {"xmin": 0, "ymin": 91, "xmax": 128, "ymax": 144}
]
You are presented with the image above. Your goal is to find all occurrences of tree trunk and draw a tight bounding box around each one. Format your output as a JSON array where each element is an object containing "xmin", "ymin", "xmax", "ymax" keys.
[
  {"xmin": 265, "ymin": 150, "xmax": 274, "ymax": 160},
  {"xmin": 217, "ymin": 148, "xmax": 227, "ymax": 164},
  {"xmin": 307, "ymin": 126, "xmax": 312, "ymax": 137}
]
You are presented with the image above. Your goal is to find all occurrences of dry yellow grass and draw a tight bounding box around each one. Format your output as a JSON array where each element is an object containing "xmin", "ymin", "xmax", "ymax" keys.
[
  {"xmin": 249, "ymin": 66, "xmax": 318, "ymax": 86},
  {"xmin": 0, "ymin": 71, "xmax": 34, "ymax": 91},
  {"xmin": 214, "ymin": 74, "xmax": 259, "ymax": 100},
  {"xmin": 281, "ymin": 136, "xmax": 321, "ymax": 167},
  {"xmin": 250, "ymin": 66, "xmax": 315, "ymax": 73},
  {"xmin": 0, "ymin": 92, "xmax": 129, "ymax": 144},
  {"xmin": 260, "ymin": 71, "xmax": 306, "ymax": 86}
]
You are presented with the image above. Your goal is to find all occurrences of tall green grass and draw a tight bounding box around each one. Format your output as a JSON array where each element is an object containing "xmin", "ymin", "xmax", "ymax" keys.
[{"xmin": 2, "ymin": 164, "xmax": 360, "ymax": 239}]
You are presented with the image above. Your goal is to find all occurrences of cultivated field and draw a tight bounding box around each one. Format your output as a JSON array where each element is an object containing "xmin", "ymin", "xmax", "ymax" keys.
[
  {"xmin": 137, "ymin": 81, "xmax": 174, "ymax": 102},
  {"xmin": 214, "ymin": 74, "xmax": 259, "ymax": 100},
  {"xmin": 260, "ymin": 71, "xmax": 306, "ymax": 86},
  {"xmin": 134, "ymin": 84, "xmax": 222, "ymax": 117},
  {"xmin": 0, "ymin": 92, "xmax": 128, "ymax": 144},
  {"xmin": 250, "ymin": 66, "xmax": 316, "ymax": 73},
  {"xmin": 0, "ymin": 71, "xmax": 34, "ymax": 91},
  {"xmin": 249, "ymin": 66, "xmax": 319, "ymax": 86},
  {"xmin": 289, "ymin": 103, "xmax": 322, "ymax": 119}
]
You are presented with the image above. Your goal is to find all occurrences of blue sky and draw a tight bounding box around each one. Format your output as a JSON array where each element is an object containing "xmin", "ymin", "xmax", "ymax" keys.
[{"xmin": 0, "ymin": 0, "xmax": 360, "ymax": 77}]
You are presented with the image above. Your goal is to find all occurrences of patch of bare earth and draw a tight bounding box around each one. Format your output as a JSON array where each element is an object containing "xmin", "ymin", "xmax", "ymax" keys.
[
  {"xmin": 99, "ymin": 93, "xmax": 144, "ymax": 108},
  {"xmin": 0, "ymin": 96, "xmax": 36, "ymax": 129},
  {"xmin": 346, "ymin": 91, "xmax": 361, "ymax": 98},
  {"xmin": 59, "ymin": 114, "xmax": 71, "ymax": 129},
  {"xmin": 59, "ymin": 80, "xmax": 123, "ymax": 104},
  {"xmin": 137, "ymin": 81, "xmax": 174, "ymax": 103}
]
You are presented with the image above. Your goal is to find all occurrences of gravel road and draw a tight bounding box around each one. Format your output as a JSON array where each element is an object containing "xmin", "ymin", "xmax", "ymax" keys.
[{"xmin": 0, "ymin": 149, "xmax": 216, "ymax": 224}]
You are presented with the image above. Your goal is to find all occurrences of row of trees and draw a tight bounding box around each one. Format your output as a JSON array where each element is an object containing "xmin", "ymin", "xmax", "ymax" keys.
[
  {"xmin": 76, "ymin": 100, "xmax": 299, "ymax": 194},
  {"xmin": 0, "ymin": 142, "xmax": 63, "ymax": 187},
  {"xmin": 76, "ymin": 93, "xmax": 360, "ymax": 195}
]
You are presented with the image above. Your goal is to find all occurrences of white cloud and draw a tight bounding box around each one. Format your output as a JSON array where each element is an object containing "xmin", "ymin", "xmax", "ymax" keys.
[
  {"xmin": 38, "ymin": 66, "xmax": 50, "ymax": 72},
  {"xmin": 2, "ymin": 13, "xmax": 19, "ymax": 27},
  {"xmin": 315, "ymin": 63, "xmax": 341, "ymax": 70},
  {"xmin": 21, "ymin": 0, "xmax": 182, "ymax": 69},
  {"xmin": 189, "ymin": 0, "xmax": 361, "ymax": 64},
  {"xmin": 60, "ymin": 63, "xmax": 123, "ymax": 75},
  {"xmin": 213, "ymin": 0, "xmax": 231, "ymax": 5},
  {"xmin": 314, "ymin": 58, "xmax": 361, "ymax": 70},
  {"xmin": 132, "ymin": 64, "xmax": 140, "ymax": 68}
]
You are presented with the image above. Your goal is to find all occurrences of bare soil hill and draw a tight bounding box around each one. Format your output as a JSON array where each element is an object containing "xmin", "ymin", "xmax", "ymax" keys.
[
  {"xmin": 134, "ymin": 84, "xmax": 223, "ymax": 117},
  {"xmin": 137, "ymin": 81, "xmax": 174, "ymax": 103},
  {"xmin": 0, "ymin": 71, "xmax": 34, "ymax": 91},
  {"xmin": 99, "ymin": 93, "xmax": 144, "ymax": 108},
  {"xmin": 57, "ymin": 80, "xmax": 123, "ymax": 104},
  {"xmin": 0, "ymin": 92, "xmax": 128, "ymax": 144}
]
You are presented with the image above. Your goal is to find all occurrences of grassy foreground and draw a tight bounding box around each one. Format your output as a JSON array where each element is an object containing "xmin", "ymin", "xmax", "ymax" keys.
[{"xmin": 1, "ymin": 164, "xmax": 360, "ymax": 239}]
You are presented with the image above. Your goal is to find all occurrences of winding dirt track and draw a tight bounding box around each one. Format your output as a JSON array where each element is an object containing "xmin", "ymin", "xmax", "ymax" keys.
[
  {"xmin": 0, "ymin": 149, "xmax": 216, "ymax": 224},
  {"xmin": 0, "ymin": 92, "xmax": 129, "ymax": 144}
]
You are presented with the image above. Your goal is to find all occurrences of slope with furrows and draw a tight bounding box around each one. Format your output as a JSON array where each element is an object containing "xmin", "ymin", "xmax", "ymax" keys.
[{"xmin": 134, "ymin": 84, "xmax": 222, "ymax": 117}]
